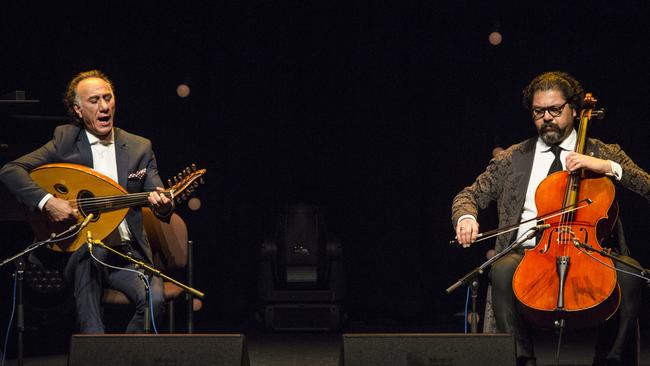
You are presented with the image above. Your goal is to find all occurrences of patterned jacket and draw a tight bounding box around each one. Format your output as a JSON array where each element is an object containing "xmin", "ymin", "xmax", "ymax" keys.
[{"xmin": 451, "ymin": 136, "xmax": 650, "ymax": 253}]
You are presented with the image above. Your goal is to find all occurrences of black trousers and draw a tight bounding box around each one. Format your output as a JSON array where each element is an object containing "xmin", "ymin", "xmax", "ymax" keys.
[
  {"xmin": 63, "ymin": 242, "xmax": 165, "ymax": 333},
  {"xmin": 491, "ymin": 252, "xmax": 643, "ymax": 362}
]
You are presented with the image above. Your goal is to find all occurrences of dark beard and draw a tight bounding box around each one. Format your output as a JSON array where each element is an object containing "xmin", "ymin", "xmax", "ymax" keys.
[{"xmin": 539, "ymin": 122, "xmax": 566, "ymax": 145}]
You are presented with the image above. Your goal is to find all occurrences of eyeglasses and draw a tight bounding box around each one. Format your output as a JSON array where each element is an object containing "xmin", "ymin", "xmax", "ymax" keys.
[{"xmin": 531, "ymin": 100, "xmax": 569, "ymax": 119}]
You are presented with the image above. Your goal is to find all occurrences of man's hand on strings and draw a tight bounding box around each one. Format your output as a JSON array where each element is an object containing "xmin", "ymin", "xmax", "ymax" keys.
[
  {"xmin": 565, "ymin": 152, "xmax": 612, "ymax": 175},
  {"xmin": 148, "ymin": 187, "xmax": 173, "ymax": 215},
  {"xmin": 44, "ymin": 197, "xmax": 78, "ymax": 223},
  {"xmin": 455, "ymin": 217, "xmax": 479, "ymax": 248}
]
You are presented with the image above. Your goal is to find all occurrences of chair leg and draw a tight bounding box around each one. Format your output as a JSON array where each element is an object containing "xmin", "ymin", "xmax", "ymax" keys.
[
  {"xmin": 187, "ymin": 295, "xmax": 195, "ymax": 334},
  {"xmin": 168, "ymin": 301, "xmax": 175, "ymax": 333},
  {"xmin": 187, "ymin": 240, "xmax": 194, "ymax": 334},
  {"xmin": 16, "ymin": 262, "xmax": 25, "ymax": 366}
]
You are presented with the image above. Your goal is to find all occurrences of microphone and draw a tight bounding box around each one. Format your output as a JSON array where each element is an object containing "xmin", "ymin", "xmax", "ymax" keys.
[
  {"xmin": 573, "ymin": 237, "xmax": 582, "ymax": 248},
  {"xmin": 572, "ymin": 238, "xmax": 594, "ymax": 251},
  {"xmin": 533, "ymin": 223, "xmax": 551, "ymax": 231},
  {"xmin": 71, "ymin": 212, "xmax": 94, "ymax": 232},
  {"xmin": 523, "ymin": 223, "xmax": 551, "ymax": 240}
]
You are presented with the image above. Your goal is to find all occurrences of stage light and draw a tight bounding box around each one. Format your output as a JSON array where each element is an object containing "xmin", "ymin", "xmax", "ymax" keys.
[
  {"xmin": 176, "ymin": 83, "xmax": 191, "ymax": 98},
  {"xmin": 188, "ymin": 197, "xmax": 202, "ymax": 211},
  {"xmin": 488, "ymin": 31, "xmax": 502, "ymax": 46}
]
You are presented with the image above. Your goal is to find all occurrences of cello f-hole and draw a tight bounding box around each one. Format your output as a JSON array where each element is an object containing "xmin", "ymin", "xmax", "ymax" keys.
[{"xmin": 539, "ymin": 229, "xmax": 554, "ymax": 254}]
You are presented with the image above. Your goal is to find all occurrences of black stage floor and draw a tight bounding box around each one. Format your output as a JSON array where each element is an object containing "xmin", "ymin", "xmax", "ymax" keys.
[{"xmin": 4, "ymin": 328, "xmax": 650, "ymax": 366}]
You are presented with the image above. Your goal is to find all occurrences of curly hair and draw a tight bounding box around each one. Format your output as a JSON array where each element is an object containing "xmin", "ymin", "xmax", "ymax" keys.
[
  {"xmin": 522, "ymin": 71, "xmax": 584, "ymax": 111},
  {"xmin": 63, "ymin": 70, "xmax": 114, "ymax": 124}
]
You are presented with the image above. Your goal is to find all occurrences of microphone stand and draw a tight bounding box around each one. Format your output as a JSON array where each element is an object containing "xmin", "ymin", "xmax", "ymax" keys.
[
  {"xmin": 15, "ymin": 259, "xmax": 24, "ymax": 366},
  {"xmin": 86, "ymin": 231, "xmax": 205, "ymax": 332},
  {"xmin": 137, "ymin": 272, "xmax": 152, "ymax": 334},
  {"xmin": 446, "ymin": 226, "xmax": 547, "ymax": 332},
  {"xmin": 0, "ymin": 226, "xmax": 83, "ymax": 269},
  {"xmin": 573, "ymin": 240, "xmax": 650, "ymax": 285},
  {"xmin": 0, "ymin": 214, "xmax": 92, "ymax": 366}
]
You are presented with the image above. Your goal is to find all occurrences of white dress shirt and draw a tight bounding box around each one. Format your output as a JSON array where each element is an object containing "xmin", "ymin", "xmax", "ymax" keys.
[{"xmin": 85, "ymin": 130, "xmax": 132, "ymax": 242}]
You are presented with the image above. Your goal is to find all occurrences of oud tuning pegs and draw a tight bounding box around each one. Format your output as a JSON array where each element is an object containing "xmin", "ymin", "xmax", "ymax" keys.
[
  {"xmin": 191, "ymin": 163, "xmax": 197, "ymax": 171},
  {"xmin": 193, "ymin": 181, "xmax": 199, "ymax": 188},
  {"xmin": 167, "ymin": 179, "xmax": 173, "ymax": 188},
  {"xmin": 199, "ymin": 178, "xmax": 205, "ymax": 185},
  {"xmin": 176, "ymin": 197, "xmax": 183, "ymax": 205},
  {"xmin": 173, "ymin": 176, "xmax": 179, "ymax": 185},
  {"xmin": 185, "ymin": 167, "xmax": 191, "ymax": 176}
]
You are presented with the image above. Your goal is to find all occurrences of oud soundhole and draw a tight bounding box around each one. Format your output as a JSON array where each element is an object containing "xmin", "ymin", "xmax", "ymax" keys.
[
  {"xmin": 54, "ymin": 183, "xmax": 68, "ymax": 194},
  {"xmin": 77, "ymin": 190, "xmax": 100, "ymax": 221}
]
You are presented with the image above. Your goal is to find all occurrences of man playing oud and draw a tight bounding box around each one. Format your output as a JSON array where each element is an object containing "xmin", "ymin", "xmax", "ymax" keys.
[{"xmin": 0, "ymin": 70, "xmax": 173, "ymax": 333}]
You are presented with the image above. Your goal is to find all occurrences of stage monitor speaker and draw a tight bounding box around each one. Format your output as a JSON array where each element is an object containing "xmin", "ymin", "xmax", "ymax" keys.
[
  {"xmin": 340, "ymin": 333, "xmax": 515, "ymax": 366},
  {"xmin": 69, "ymin": 334, "xmax": 250, "ymax": 366}
]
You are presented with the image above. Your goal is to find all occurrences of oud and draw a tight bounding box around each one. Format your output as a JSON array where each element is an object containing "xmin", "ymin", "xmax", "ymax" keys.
[{"xmin": 28, "ymin": 163, "xmax": 205, "ymax": 252}]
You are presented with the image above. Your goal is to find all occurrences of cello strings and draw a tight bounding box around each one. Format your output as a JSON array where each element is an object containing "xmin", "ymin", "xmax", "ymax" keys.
[
  {"xmin": 558, "ymin": 171, "xmax": 582, "ymax": 256},
  {"xmin": 556, "ymin": 128, "xmax": 582, "ymax": 256}
]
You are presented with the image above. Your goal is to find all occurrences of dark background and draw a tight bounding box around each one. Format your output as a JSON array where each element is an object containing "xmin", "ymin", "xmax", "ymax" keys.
[{"xmin": 1, "ymin": 0, "xmax": 649, "ymax": 345}]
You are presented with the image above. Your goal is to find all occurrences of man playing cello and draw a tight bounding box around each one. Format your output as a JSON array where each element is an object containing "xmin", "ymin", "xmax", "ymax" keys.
[{"xmin": 452, "ymin": 71, "xmax": 649, "ymax": 366}]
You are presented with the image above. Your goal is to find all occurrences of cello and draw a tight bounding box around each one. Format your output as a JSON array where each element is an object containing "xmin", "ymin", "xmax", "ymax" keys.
[{"xmin": 512, "ymin": 93, "xmax": 620, "ymax": 329}]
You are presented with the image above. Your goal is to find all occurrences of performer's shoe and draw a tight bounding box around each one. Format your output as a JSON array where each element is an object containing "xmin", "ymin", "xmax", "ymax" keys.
[
  {"xmin": 592, "ymin": 358, "xmax": 622, "ymax": 366},
  {"xmin": 517, "ymin": 356, "xmax": 537, "ymax": 366}
]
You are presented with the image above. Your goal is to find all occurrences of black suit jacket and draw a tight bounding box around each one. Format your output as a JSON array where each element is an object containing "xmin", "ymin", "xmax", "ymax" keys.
[{"xmin": 0, "ymin": 124, "xmax": 168, "ymax": 261}]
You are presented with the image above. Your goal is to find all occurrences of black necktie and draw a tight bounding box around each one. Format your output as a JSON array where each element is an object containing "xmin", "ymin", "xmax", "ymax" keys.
[{"xmin": 547, "ymin": 145, "xmax": 563, "ymax": 176}]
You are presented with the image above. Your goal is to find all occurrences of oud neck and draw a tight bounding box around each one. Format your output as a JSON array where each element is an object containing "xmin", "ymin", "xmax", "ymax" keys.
[{"xmin": 80, "ymin": 190, "xmax": 173, "ymax": 212}]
